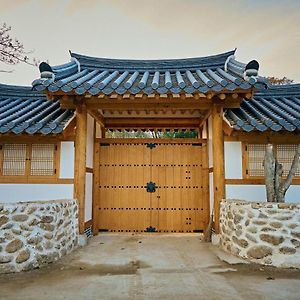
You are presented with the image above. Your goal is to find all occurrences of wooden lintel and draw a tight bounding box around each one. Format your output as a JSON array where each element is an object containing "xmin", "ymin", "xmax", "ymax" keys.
[
  {"xmin": 63, "ymin": 116, "xmax": 76, "ymax": 139},
  {"xmin": 104, "ymin": 118, "xmax": 200, "ymax": 128},
  {"xmin": 225, "ymin": 131, "xmax": 300, "ymax": 143}
]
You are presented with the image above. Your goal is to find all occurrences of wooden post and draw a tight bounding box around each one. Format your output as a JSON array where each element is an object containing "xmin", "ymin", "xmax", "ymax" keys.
[
  {"xmin": 74, "ymin": 103, "xmax": 87, "ymax": 234},
  {"xmin": 212, "ymin": 103, "xmax": 225, "ymax": 233}
]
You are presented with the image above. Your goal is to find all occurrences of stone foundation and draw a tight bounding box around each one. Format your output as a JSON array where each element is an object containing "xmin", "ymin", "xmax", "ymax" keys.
[
  {"xmin": 0, "ymin": 199, "xmax": 78, "ymax": 273},
  {"xmin": 220, "ymin": 200, "xmax": 300, "ymax": 268}
]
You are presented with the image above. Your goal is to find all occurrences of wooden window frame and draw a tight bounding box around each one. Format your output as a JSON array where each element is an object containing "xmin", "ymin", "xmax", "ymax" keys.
[
  {"xmin": 0, "ymin": 141, "xmax": 63, "ymax": 184},
  {"xmin": 243, "ymin": 142, "xmax": 300, "ymax": 180}
]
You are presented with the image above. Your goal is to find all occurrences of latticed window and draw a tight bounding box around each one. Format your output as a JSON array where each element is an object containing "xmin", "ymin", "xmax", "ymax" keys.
[
  {"xmin": 0, "ymin": 143, "xmax": 57, "ymax": 178},
  {"xmin": 245, "ymin": 143, "xmax": 300, "ymax": 178}
]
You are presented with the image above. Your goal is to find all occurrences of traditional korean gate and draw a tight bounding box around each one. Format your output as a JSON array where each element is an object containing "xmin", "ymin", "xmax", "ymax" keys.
[{"xmin": 96, "ymin": 140, "xmax": 209, "ymax": 233}]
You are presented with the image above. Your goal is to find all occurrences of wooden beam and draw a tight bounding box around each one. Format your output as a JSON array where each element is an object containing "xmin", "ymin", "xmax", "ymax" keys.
[
  {"xmin": 74, "ymin": 103, "xmax": 87, "ymax": 234},
  {"xmin": 88, "ymin": 109, "xmax": 105, "ymax": 127},
  {"xmin": 104, "ymin": 118, "xmax": 200, "ymax": 128},
  {"xmin": 212, "ymin": 104, "xmax": 225, "ymax": 233},
  {"xmin": 223, "ymin": 120, "xmax": 234, "ymax": 136},
  {"xmin": 62, "ymin": 116, "xmax": 76, "ymax": 139},
  {"xmin": 199, "ymin": 109, "xmax": 212, "ymax": 129}
]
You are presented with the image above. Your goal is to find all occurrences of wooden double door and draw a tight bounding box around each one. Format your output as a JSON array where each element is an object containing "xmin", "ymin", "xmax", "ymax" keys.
[{"xmin": 95, "ymin": 140, "xmax": 209, "ymax": 233}]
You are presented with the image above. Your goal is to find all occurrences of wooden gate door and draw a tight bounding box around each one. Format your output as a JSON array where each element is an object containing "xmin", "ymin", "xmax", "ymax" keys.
[{"xmin": 96, "ymin": 140, "xmax": 209, "ymax": 233}]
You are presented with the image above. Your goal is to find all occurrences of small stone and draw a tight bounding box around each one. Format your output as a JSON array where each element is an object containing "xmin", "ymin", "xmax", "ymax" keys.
[
  {"xmin": 0, "ymin": 264, "xmax": 16, "ymax": 273},
  {"xmin": 236, "ymin": 230, "xmax": 242, "ymax": 237},
  {"xmin": 27, "ymin": 236, "xmax": 43, "ymax": 245},
  {"xmin": 270, "ymin": 222, "xmax": 282, "ymax": 229},
  {"xmin": 288, "ymin": 224, "xmax": 298, "ymax": 229},
  {"xmin": 61, "ymin": 249, "xmax": 67, "ymax": 256},
  {"xmin": 247, "ymin": 246, "xmax": 273, "ymax": 259},
  {"xmin": 245, "ymin": 233, "xmax": 257, "ymax": 243},
  {"xmin": 20, "ymin": 224, "xmax": 33, "ymax": 231},
  {"xmin": 6, "ymin": 239, "xmax": 23, "ymax": 253},
  {"xmin": 291, "ymin": 239, "xmax": 300, "ymax": 248},
  {"xmin": 11, "ymin": 228, "xmax": 22, "ymax": 235},
  {"xmin": 0, "ymin": 215, "xmax": 9, "ymax": 227},
  {"xmin": 278, "ymin": 203, "xmax": 291, "ymax": 209},
  {"xmin": 260, "ymin": 234, "xmax": 284, "ymax": 245},
  {"xmin": 291, "ymin": 232, "xmax": 300, "ymax": 239},
  {"xmin": 26, "ymin": 206, "xmax": 37, "ymax": 214},
  {"xmin": 36, "ymin": 252, "xmax": 59, "ymax": 265},
  {"xmin": 0, "ymin": 255, "xmax": 13, "ymax": 263},
  {"xmin": 227, "ymin": 211, "xmax": 234, "ymax": 219},
  {"xmin": 247, "ymin": 226, "xmax": 257, "ymax": 234},
  {"xmin": 274, "ymin": 215, "xmax": 293, "ymax": 221},
  {"xmin": 39, "ymin": 223, "xmax": 55, "ymax": 232},
  {"xmin": 247, "ymin": 211, "xmax": 255, "ymax": 218},
  {"xmin": 41, "ymin": 215, "xmax": 54, "ymax": 223},
  {"xmin": 4, "ymin": 233, "xmax": 14, "ymax": 240},
  {"xmin": 36, "ymin": 244, "xmax": 44, "ymax": 251},
  {"xmin": 15, "ymin": 249, "xmax": 30, "ymax": 263},
  {"xmin": 234, "ymin": 214, "xmax": 243, "ymax": 224},
  {"xmin": 253, "ymin": 220, "xmax": 267, "ymax": 226},
  {"xmin": 44, "ymin": 232, "xmax": 53, "ymax": 240},
  {"xmin": 232, "ymin": 236, "xmax": 249, "ymax": 248},
  {"xmin": 12, "ymin": 214, "xmax": 28, "ymax": 222},
  {"xmin": 261, "ymin": 227, "xmax": 276, "ymax": 232},
  {"xmin": 44, "ymin": 241, "xmax": 53, "ymax": 249},
  {"xmin": 267, "ymin": 210, "xmax": 278, "ymax": 215},
  {"xmin": 228, "ymin": 221, "xmax": 234, "ymax": 230},
  {"xmin": 0, "ymin": 237, "xmax": 5, "ymax": 243},
  {"xmin": 1, "ymin": 222, "xmax": 13, "ymax": 230},
  {"xmin": 251, "ymin": 203, "xmax": 264, "ymax": 209},
  {"xmin": 28, "ymin": 218, "xmax": 39, "ymax": 226},
  {"xmin": 279, "ymin": 247, "xmax": 296, "ymax": 255},
  {"xmin": 258, "ymin": 213, "xmax": 268, "ymax": 219},
  {"xmin": 57, "ymin": 219, "xmax": 64, "ymax": 227},
  {"xmin": 245, "ymin": 219, "xmax": 250, "ymax": 226},
  {"xmin": 56, "ymin": 233, "xmax": 64, "ymax": 241}
]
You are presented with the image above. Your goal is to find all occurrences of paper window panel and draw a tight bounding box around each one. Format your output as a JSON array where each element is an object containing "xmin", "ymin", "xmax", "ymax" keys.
[
  {"xmin": 2, "ymin": 144, "xmax": 27, "ymax": 176},
  {"xmin": 30, "ymin": 144, "xmax": 55, "ymax": 176},
  {"xmin": 247, "ymin": 144, "xmax": 267, "ymax": 177},
  {"xmin": 277, "ymin": 144, "xmax": 300, "ymax": 177}
]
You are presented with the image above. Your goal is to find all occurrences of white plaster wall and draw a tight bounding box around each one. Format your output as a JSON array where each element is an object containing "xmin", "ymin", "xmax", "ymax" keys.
[
  {"xmin": 224, "ymin": 141, "xmax": 242, "ymax": 179},
  {"xmin": 60, "ymin": 142, "xmax": 74, "ymax": 179},
  {"xmin": 0, "ymin": 184, "xmax": 73, "ymax": 203},
  {"xmin": 85, "ymin": 173, "xmax": 93, "ymax": 221},
  {"xmin": 86, "ymin": 114, "xmax": 94, "ymax": 168},
  {"xmin": 226, "ymin": 184, "xmax": 300, "ymax": 203}
]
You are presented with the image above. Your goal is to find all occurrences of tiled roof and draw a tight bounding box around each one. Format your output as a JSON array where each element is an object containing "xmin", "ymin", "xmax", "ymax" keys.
[
  {"xmin": 0, "ymin": 84, "xmax": 74, "ymax": 135},
  {"xmin": 225, "ymin": 84, "xmax": 300, "ymax": 132},
  {"xmin": 32, "ymin": 49, "xmax": 267, "ymax": 96}
]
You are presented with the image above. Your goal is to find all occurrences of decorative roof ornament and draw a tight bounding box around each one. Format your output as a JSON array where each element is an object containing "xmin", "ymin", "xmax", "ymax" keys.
[{"xmin": 244, "ymin": 60, "xmax": 259, "ymax": 81}]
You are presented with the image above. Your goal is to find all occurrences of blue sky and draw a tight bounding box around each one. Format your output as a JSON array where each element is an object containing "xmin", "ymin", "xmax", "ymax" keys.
[{"xmin": 0, "ymin": 0, "xmax": 300, "ymax": 85}]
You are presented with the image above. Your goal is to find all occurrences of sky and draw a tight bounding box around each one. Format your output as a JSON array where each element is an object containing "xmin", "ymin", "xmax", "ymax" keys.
[{"xmin": 0, "ymin": 0, "xmax": 300, "ymax": 86}]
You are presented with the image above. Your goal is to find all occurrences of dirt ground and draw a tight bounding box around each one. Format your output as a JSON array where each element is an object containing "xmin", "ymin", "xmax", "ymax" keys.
[{"xmin": 1, "ymin": 234, "xmax": 300, "ymax": 300}]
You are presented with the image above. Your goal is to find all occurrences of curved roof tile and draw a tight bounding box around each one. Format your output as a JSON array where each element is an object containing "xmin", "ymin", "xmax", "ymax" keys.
[
  {"xmin": 0, "ymin": 84, "xmax": 74, "ymax": 135},
  {"xmin": 225, "ymin": 84, "xmax": 300, "ymax": 132},
  {"xmin": 32, "ymin": 49, "xmax": 267, "ymax": 96}
]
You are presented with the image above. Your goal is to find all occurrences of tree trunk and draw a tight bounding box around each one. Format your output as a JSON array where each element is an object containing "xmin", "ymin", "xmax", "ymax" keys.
[
  {"xmin": 264, "ymin": 143, "xmax": 300, "ymax": 203},
  {"xmin": 264, "ymin": 144, "xmax": 276, "ymax": 202}
]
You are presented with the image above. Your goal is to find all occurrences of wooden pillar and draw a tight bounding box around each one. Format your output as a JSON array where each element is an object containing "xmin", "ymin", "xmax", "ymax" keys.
[
  {"xmin": 212, "ymin": 104, "xmax": 225, "ymax": 233},
  {"xmin": 74, "ymin": 103, "xmax": 87, "ymax": 234}
]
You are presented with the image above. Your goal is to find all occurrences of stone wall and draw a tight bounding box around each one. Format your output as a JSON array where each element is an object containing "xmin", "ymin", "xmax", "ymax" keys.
[
  {"xmin": 0, "ymin": 199, "xmax": 78, "ymax": 273},
  {"xmin": 220, "ymin": 200, "xmax": 300, "ymax": 268}
]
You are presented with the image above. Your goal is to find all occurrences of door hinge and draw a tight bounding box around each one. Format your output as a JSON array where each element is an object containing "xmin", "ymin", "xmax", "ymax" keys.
[
  {"xmin": 146, "ymin": 143, "xmax": 157, "ymax": 149},
  {"xmin": 54, "ymin": 169, "xmax": 57, "ymax": 174},
  {"xmin": 100, "ymin": 143, "xmax": 110, "ymax": 147},
  {"xmin": 145, "ymin": 181, "xmax": 157, "ymax": 193},
  {"xmin": 146, "ymin": 226, "xmax": 157, "ymax": 232}
]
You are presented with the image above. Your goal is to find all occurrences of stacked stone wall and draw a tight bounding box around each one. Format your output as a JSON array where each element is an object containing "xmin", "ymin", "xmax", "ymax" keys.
[
  {"xmin": 220, "ymin": 200, "xmax": 300, "ymax": 268},
  {"xmin": 0, "ymin": 199, "xmax": 78, "ymax": 273}
]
